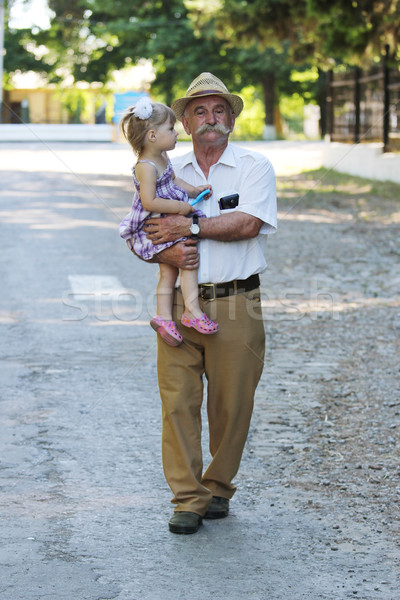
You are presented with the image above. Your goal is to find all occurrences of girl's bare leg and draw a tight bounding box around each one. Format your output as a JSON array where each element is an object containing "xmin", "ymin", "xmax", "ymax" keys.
[
  {"xmin": 157, "ymin": 264, "xmax": 179, "ymax": 320},
  {"xmin": 180, "ymin": 268, "xmax": 204, "ymax": 319}
]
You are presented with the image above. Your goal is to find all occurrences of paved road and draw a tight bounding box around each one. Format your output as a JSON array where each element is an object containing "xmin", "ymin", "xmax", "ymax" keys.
[{"xmin": 0, "ymin": 141, "xmax": 398, "ymax": 600}]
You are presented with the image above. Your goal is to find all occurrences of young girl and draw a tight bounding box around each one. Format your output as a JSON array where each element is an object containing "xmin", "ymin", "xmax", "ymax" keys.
[{"xmin": 119, "ymin": 97, "xmax": 219, "ymax": 347}]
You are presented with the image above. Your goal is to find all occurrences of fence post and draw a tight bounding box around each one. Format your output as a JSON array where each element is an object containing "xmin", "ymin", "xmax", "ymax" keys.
[
  {"xmin": 383, "ymin": 44, "xmax": 390, "ymax": 152},
  {"xmin": 354, "ymin": 67, "xmax": 361, "ymax": 144}
]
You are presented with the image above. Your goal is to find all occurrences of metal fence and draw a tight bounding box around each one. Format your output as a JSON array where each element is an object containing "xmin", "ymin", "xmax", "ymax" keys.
[{"xmin": 326, "ymin": 47, "xmax": 400, "ymax": 152}]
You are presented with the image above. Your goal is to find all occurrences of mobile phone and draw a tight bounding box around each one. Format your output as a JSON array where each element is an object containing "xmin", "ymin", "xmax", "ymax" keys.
[{"xmin": 219, "ymin": 193, "xmax": 239, "ymax": 210}]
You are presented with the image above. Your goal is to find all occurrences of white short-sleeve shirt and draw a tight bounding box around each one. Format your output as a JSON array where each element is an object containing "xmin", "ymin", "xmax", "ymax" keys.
[{"xmin": 172, "ymin": 143, "xmax": 277, "ymax": 284}]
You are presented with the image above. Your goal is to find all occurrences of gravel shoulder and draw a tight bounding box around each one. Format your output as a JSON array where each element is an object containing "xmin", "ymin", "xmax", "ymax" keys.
[{"xmin": 249, "ymin": 169, "xmax": 400, "ymax": 598}]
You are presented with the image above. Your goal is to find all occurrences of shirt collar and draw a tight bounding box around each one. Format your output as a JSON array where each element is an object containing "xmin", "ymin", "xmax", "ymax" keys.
[
  {"xmin": 180, "ymin": 143, "xmax": 236, "ymax": 169},
  {"xmin": 217, "ymin": 144, "xmax": 236, "ymax": 167}
]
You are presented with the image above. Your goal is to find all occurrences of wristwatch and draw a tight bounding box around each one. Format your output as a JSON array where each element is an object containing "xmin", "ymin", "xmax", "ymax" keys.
[{"xmin": 189, "ymin": 214, "xmax": 200, "ymax": 238}]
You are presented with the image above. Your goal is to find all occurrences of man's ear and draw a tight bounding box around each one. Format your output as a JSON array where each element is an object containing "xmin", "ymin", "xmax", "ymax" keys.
[
  {"xmin": 229, "ymin": 113, "xmax": 236, "ymax": 133},
  {"xmin": 181, "ymin": 116, "xmax": 191, "ymax": 136}
]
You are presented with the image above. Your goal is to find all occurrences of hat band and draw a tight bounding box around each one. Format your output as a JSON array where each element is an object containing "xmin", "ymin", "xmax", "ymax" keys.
[{"xmin": 189, "ymin": 89, "xmax": 228, "ymax": 98}]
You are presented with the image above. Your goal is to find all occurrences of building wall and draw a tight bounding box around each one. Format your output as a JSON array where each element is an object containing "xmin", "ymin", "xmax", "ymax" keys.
[{"xmin": 4, "ymin": 89, "xmax": 63, "ymax": 124}]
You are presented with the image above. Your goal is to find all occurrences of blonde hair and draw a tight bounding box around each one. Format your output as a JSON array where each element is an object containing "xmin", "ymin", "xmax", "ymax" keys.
[{"xmin": 121, "ymin": 102, "xmax": 176, "ymax": 155}]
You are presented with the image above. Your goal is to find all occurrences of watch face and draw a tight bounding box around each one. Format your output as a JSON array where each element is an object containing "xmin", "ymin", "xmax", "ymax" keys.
[{"xmin": 190, "ymin": 224, "xmax": 200, "ymax": 235}]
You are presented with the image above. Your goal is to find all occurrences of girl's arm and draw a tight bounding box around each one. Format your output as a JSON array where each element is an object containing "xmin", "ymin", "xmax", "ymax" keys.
[
  {"xmin": 173, "ymin": 174, "xmax": 212, "ymax": 199},
  {"xmin": 136, "ymin": 162, "xmax": 193, "ymax": 215}
]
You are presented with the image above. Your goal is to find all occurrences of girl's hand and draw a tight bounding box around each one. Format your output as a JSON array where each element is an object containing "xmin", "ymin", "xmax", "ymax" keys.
[
  {"xmin": 190, "ymin": 185, "xmax": 212, "ymax": 200},
  {"xmin": 178, "ymin": 202, "xmax": 194, "ymax": 216}
]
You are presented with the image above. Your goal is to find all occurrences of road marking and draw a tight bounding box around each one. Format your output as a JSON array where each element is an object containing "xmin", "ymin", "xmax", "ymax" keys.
[{"xmin": 68, "ymin": 275, "xmax": 131, "ymax": 301}]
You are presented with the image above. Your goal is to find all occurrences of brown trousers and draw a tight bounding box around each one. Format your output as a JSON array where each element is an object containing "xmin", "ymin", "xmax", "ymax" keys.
[{"xmin": 157, "ymin": 287, "xmax": 265, "ymax": 516}]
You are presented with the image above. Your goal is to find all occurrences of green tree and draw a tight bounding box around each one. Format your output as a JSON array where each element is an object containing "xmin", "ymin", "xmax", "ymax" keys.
[
  {"xmin": 233, "ymin": 43, "xmax": 308, "ymax": 138},
  {"xmin": 192, "ymin": 2, "xmax": 317, "ymax": 137},
  {"xmin": 307, "ymin": 0, "xmax": 400, "ymax": 63},
  {"xmin": 42, "ymin": 0, "xmax": 243, "ymax": 104},
  {"xmin": 218, "ymin": 0, "xmax": 400, "ymax": 65},
  {"xmin": 214, "ymin": 0, "xmax": 400, "ymax": 137},
  {"xmin": 4, "ymin": 27, "xmax": 52, "ymax": 75},
  {"xmin": 3, "ymin": 0, "xmax": 54, "ymax": 80},
  {"xmin": 3, "ymin": 0, "xmax": 321, "ymax": 137}
]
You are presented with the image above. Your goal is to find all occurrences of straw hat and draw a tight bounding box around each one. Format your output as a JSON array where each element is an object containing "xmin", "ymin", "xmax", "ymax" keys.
[{"xmin": 171, "ymin": 72, "xmax": 244, "ymax": 121}]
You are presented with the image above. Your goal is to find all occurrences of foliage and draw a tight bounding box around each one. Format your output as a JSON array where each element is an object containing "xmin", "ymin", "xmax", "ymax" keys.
[
  {"xmin": 8, "ymin": 0, "xmax": 302, "ymax": 133},
  {"xmin": 4, "ymin": 0, "xmax": 55, "ymax": 82},
  {"xmin": 305, "ymin": 0, "xmax": 400, "ymax": 64},
  {"xmin": 53, "ymin": 87, "xmax": 112, "ymax": 123},
  {"xmin": 5, "ymin": 1, "xmax": 244, "ymax": 104},
  {"xmin": 36, "ymin": 0, "xmax": 244, "ymax": 101},
  {"xmin": 279, "ymin": 94, "xmax": 306, "ymax": 136},
  {"xmin": 230, "ymin": 86, "xmax": 265, "ymax": 140},
  {"xmin": 3, "ymin": 27, "xmax": 52, "ymax": 78},
  {"xmin": 7, "ymin": 0, "xmax": 397, "ymax": 137},
  {"xmin": 187, "ymin": 4, "xmax": 321, "ymax": 130},
  {"xmin": 217, "ymin": 0, "xmax": 400, "ymax": 65}
]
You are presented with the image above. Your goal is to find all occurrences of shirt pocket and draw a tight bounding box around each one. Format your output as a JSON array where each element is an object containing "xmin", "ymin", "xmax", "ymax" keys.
[{"xmin": 218, "ymin": 190, "xmax": 240, "ymax": 214}]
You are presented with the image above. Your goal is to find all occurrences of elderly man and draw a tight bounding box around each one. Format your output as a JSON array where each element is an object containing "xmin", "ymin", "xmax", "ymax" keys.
[{"xmin": 143, "ymin": 72, "xmax": 277, "ymax": 534}]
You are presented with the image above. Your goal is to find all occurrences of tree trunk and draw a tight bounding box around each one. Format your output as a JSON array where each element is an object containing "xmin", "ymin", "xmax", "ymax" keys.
[
  {"xmin": 261, "ymin": 71, "xmax": 276, "ymax": 140},
  {"xmin": 317, "ymin": 68, "xmax": 327, "ymax": 138}
]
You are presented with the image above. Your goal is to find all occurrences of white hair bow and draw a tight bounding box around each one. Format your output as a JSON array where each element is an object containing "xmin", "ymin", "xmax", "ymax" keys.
[{"xmin": 132, "ymin": 97, "xmax": 153, "ymax": 120}]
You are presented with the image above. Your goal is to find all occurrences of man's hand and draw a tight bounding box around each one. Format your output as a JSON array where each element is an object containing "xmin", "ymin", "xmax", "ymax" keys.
[
  {"xmin": 125, "ymin": 238, "xmax": 199, "ymax": 269},
  {"xmin": 157, "ymin": 240, "xmax": 199, "ymax": 270},
  {"xmin": 144, "ymin": 214, "xmax": 190, "ymax": 245}
]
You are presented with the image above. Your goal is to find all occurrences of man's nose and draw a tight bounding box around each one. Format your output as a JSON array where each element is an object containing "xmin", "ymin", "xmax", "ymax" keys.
[{"xmin": 206, "ymin": 111, "xmax": 216, "ymax": 125}]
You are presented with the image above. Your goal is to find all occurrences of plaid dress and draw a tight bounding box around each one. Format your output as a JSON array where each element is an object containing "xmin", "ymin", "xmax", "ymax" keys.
[{"xmin": 119, "ymin": 158, "xmax": 204, "ymax": 260}]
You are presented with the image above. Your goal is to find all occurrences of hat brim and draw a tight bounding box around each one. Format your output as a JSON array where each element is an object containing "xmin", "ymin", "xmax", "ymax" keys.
[{"xmin": 171, "ymin": 92, "xmax": 244, "ymax": 121}]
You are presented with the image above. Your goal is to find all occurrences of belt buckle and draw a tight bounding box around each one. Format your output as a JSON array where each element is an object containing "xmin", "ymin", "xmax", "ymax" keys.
[{"xmin": 201, "ymin": 283, "xmax": 216, "ymax": 301}]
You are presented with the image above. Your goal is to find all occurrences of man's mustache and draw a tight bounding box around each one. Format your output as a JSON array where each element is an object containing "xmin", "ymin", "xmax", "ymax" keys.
[{"xmin": 196, "ymin": 123, "xmax": 231, "ymax": 135}]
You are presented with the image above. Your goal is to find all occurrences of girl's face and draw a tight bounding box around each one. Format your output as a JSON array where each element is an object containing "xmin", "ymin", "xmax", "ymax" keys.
[{"xmin": 154, "ymin": 118, "xmax": 178, "ymax": 151}]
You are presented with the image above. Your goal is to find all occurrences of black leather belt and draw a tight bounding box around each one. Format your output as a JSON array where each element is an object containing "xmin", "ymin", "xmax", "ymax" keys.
[{"xmin": 198, "ymin": 274, "xmax": 260, "ymax": 301}]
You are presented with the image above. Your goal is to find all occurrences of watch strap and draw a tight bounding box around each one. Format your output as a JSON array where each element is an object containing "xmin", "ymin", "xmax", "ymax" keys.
[{"xmin": 190, "ymin": 214, "xmax": 200, "ymax": 237}]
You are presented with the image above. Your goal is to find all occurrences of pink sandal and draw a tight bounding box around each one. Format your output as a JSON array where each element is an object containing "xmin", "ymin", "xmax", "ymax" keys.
[
  {"xmin": 181, "ymin": 312, "xmax": 219, "ymax": 335},
  {"xmin": 150, "ymin": 316, "xmax": 183, "ymax": 346}
]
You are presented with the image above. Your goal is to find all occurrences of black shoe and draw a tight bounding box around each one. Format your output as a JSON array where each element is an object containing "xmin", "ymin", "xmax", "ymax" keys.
[
  {"xmin": 204, "ymin": 496, "xmax": 229, "ymax": 519},
  {"xmin": 168, "ymin": 511, "xmax": 203, "ymax": 534}
]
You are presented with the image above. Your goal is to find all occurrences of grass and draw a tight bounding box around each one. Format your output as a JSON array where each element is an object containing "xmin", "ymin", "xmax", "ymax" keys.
[{"xmin": 277, "ymin": 168, "xmax": 400, "ymax": 222}]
